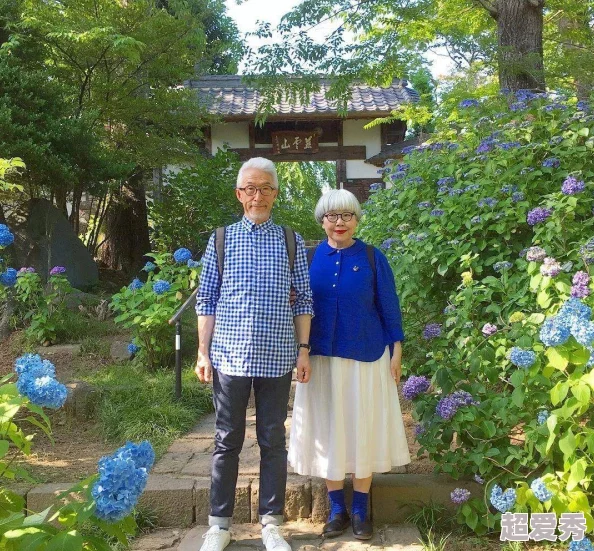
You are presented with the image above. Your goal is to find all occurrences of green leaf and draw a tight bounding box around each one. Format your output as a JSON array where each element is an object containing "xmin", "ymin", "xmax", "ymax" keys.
[
  {"xmin": 44, "ymin": 530, "xmax": 83, "ymax": 551},
  {"xmin": 570, "ymin": 383, "xmax": 591, "ymax": 406},
  {"xmin": 546, "ymin": 347, "xmax": 569, "ymax": 371},
  {"xmin": 512, "ymin": 387, "xmax": 524, "ymax": 407},
  {"xmin": 482, "ymin": 420, "xmax": 496, "ymax": 438},
  {"xmin": 567, "ymin": 460, "xmax": 585, "ymax": 491},
  {"xmin": 22, "ymin": 506, "xmax": 52, "ymax": 527},
  {"xmin": 0, "ymin": 440, "xmax": 9, "ymax": 459},
  {"xmin": 578, "ymin": 127, "xmax": 590, "ymax": 137},
  {"xmin": 558, "ymin": 429, "xmax": 576, "ymax": 460},
  {"xmin": 13, "ymin": 531, "xmax": 51, "ymax": 551},
  {"xmin": 551, "ymin": 381, "xmax": 569, "ymax": 405},
  {"xmin": 82, "ymin": 534, "xmax": 112, "ymax": 551}
]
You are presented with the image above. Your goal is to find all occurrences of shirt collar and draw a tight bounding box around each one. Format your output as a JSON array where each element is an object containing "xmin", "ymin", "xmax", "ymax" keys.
[
  {"xmin": 320, "ymin": 238, "xmax": 366, "ymax": 256},
  {"xmin": 241, "ymin": 215, "xmax": 274, "ymax": 233}
]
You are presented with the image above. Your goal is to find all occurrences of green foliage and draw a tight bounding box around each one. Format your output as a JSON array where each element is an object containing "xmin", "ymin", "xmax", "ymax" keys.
[
  {"xmin": 358, "ymin": 92, "xmax": 594, "ymax": 534},
  {"xmin": 273, "ymin": 161, "xmax": 334, "ymax": 240},
  {"xmin": 0, "ymin": 157, "xmax": 24, "ymax": 196},
  {"xmin": 0, "ymin": 375, "xmax": 139, "ymax": 549},
  {"xmin": 110, "ymin": 252, "xmax": 200, "ymax": 370},
  {"xmin": 87, "ymin": 364, "xmax": 212, "ymax": 457},
  {"xmin": 151, "ymin": 150, "xmax": 242, "ymax": 254}
]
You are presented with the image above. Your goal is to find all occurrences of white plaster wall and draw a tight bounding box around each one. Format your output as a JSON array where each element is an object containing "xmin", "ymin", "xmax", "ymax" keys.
[
  {"xmin": 211, "ymin": 122, "xmax": 250, "ymax": 151},
  {"xmin": 343, "ymin": 120, "xmax": 381, "ymax": 179}
]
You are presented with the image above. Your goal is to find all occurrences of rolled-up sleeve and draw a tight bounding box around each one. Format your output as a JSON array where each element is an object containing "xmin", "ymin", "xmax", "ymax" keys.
[
  {"xmin": 195, "ymin": 233, "xmax": 220, "ymax": 316},
  {"xmin": 291, "ymin": 233, "xmax": 314, "ymax": 317},
  {"xmin": 375, "ymin": 249, "xmax": 405, "ymax": 342}
]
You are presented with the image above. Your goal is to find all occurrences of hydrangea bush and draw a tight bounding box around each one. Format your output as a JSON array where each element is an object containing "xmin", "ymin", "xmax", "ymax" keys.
[
  {"xmin": 110, "ymin": 249, "xmax": 201, "ymax": 370},
  {"xmin": 359, "ymin": 92, "xmax": 594, "ymax": 539},
  {"xmin": 0, "ymin": 354, "xmax": 154, "ymax": 548}
]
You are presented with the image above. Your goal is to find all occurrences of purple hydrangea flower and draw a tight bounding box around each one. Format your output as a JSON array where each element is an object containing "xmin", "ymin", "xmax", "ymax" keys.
[
  {"xmin": 430, "ymin": 209, "xmax": 444, "ymax": 217},
  {"xmin": 540, "ymin": 257, "xmax": 562, "ymax": 277},
  {"xmin": 451, "ymin": 488, "xmax": 471, "ymax": 504},
  {"xmin": 474, "ymin": 474, "xmax": 485, "ymax": 485},
  {"xmin": 482, "ymin": 323, "xmax": 497, "ymax": 337},
  {"xmin": 526, "ymin": 246, "xmax": 547, "ymax": 262},
  {"xmin": 573, "ymin": 271, "xmax": 590, "ymax": 286},
  {"xmin": 572, "ymin": 284, "xmax": 590, "ymax": 298},
  {"xmin": 561, "ymin": 176, "xmax": 585, "ymax": 195},
  {"xmin": 49, "ymin": 266, "xmax": 66, "ymax": 276},
  {"xmin": 17, "ymin": 267, "xmax": 36, "ymax": 274},
  {"xmin": 459, "ymin": 99, "xmax": 479, "ymax": 108},
  {"xmin": 423, "ymin": 323, "xmax": 442, "ymax": 340},
  {"xmin": 527, "ymin": 207, "xmax": 552, "ymax": 226},
  {"xmin": 402, "ymin": 375, "xmax": 431, "ymax": 400},
  {"xmin": 414, "ymin": 424, "xmax": 426, "ymax": 437},
  {"xmin": 476, "ymin": 142, "xmax": 493, "ymax": 154}
]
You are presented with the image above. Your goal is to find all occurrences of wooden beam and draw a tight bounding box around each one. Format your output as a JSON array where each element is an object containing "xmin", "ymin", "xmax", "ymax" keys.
[
  {"xmin": 230, "ymin": 145, "xmax": 366, "ymax": 162},
  {"xmin": 248, "ymin": 122, "xmax": 255, "ymax": 149}
]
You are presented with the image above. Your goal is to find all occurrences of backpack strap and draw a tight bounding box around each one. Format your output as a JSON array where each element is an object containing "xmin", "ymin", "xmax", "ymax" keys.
[
  {"xmin": 366, "ymin": 244, "xmax": 377, "ymax": 295},
  {"xmin": 306, "ymin": 245, "xmax": 318, "ymax": 267},
  {"xmin": 282, "ymin": 226, "xmax": 297, "ymax": 272},
  {"xmin": 214, "ymin": 226, "xmax": 226, "ymax": 280}
]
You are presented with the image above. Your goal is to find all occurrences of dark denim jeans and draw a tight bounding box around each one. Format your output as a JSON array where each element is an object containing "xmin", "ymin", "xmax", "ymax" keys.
[{"xmin": 209, "ymin": 368, "xmax": 292, "ymax": 527}]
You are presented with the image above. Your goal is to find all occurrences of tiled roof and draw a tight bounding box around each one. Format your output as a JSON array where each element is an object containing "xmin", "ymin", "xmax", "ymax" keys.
[{"xmin": 186, "ymin": 75, "xmax": 419, "ymax": 119}]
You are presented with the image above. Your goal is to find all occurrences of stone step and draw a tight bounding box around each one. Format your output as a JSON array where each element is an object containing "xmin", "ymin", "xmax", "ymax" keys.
[
  {"xmin": 131, "ymin": 521, "xmax": 424, "ymax": 551},
  {"xmin": 24, "ymin": 474, "xmax": 481, "ymax": 529}
]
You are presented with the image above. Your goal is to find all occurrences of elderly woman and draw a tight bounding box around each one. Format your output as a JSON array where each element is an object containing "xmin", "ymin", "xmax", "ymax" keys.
[{"xmin": 288, "ymin": 189, "xmax": 410, "ymax": 540}]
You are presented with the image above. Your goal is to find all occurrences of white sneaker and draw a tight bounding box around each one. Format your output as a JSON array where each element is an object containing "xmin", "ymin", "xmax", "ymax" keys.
[
  {"xmin": 262, "ymin": 524, "xmax": 291, "ymax": 551},
  {"xmin": 200, "ymin": 526, "xmax": 231, "ymax": 551}
]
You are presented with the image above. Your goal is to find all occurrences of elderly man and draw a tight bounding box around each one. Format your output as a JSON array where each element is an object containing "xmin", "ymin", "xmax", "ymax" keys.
[{"xmin": 195, "ymin": 157, "xmax": 313, "ymax": 551}]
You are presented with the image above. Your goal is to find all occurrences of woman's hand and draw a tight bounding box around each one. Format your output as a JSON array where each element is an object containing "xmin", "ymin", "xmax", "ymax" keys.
[{"xmin": 390, "ymin": 341, "xmax": 402, "ymax": 384}]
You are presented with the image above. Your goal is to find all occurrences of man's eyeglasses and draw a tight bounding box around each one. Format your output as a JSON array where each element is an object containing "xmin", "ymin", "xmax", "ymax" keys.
[
  {"xmin": 237, "ymin": 185, "xmax": 276, "ymax": 196},
  {"xmin": 324, "ymin": 212, "xmax": 356, "ymax": 222}
]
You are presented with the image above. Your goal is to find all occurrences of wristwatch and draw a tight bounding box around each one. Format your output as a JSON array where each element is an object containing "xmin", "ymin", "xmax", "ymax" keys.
[{"xmin": 298, "ymin": 343, "xmax": 311, "ymax": 352}]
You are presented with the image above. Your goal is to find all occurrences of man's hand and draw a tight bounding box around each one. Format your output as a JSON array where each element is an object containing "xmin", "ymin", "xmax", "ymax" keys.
[
  {"xmin": 296, "ymin": 349, "xmax": 311, "ymax": 383},
  {"xmin": 289, "ymin": 287, "xmax": 297, "ymax": 308},
  {"xmin": 195, "ymin": 351, "xmax": 213, "ymax": 383},
  {"xmin": 390, "ymin": 353, "xmax": 402, "ymax": 385}
]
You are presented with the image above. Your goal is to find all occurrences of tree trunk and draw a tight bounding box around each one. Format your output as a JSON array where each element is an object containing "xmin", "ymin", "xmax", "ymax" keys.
[
  {"xmin": 98, "ymin": 170, "xmax": 151, "ymax": 274},
  {"xmin": 496, "ymin": 0, "xmax": 545, "ymax": 91}
]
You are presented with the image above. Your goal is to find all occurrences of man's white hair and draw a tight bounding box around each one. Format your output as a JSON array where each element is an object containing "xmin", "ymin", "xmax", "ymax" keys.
[
  {"xmin": 236, "ymin": 157, "xmax": 279, "ymax": 189},
  {"xmin": 314, "ymin": 189, "xmax": 362, "ymax": 224}
]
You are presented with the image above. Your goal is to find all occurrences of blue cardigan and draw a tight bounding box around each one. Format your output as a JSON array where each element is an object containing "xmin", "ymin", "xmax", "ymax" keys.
[{"xmin": 309, "ymin": 239, "xmax": 405, "ymax": 362}]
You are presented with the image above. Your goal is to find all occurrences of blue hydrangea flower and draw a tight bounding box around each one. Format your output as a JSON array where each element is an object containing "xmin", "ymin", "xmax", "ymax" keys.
[
  {"xmin": 0, "ymin": 226, "xmax": 15, "ymax": 247},
  {"xmin": 0, "ymin": 267, "xmax": 17, "ymax": 287},
  {"xmin": 494, "ymin": 261, "xmax": 512, "ymax": 272},
  {"xmin": 549, "ymin": 136, "xmax": 564, "ymax": 145},
  {"xmin": 187, "ymin": 259, "xmax": 202, "ymax": 269},
  {"xmin": 478, "ymin": 197, "xmax": 497, "ymax": 208},
  {"xmin": 537, "ymin": 410, "xmax": 549, "ymax": 425},
  {"xmin": 542, "ymin": 157, "xmax": 560, "ymax": 169},
  {"xmin": 397, "ymin": 163, "xmax": 409, "ymax": 172},
  {"xmin": 527, "ymin": 207, "xmax": 553, "ymax": 225},
  {"xmin": 402, "ymin": 375, "xmax": 431, "ymax": 400},
  {"xmin": 369, "ymin": 182, "xmax": 382, "ymax": 191},
  {"xmin": 127, "ymin": 343, "xmax": 139, "ymax": 355},
  {"xmin": 380, "ymin": 238, "xmax": 397, "ymax": 250},
  {"xmin": 92, "ymin": 441, "xmax": 154, "ymax": 522},
  {"xmin": 128, "ymin": 278, "xmax": 143, "ymax": 291},
  {"xmin": 497, "ymin": 142, "xmax": 521, "ymax": 150},
  {"xmin": 22, "ymin": 376, "xmax": 68, "ymax": 409},
  {"xmin": 569, "ymin": 538, "xmax": 594, "ymax": 551},
  {"xmin": 489, "ymin": 484, "xmax": 516, "ymax": 513},
  {"xmin": 451, "ymin": 488, "xmax": 471, "ymax": 504},
  {"xmin": 509, "ymin": 347, "xmax": 536, "ymax": 368},
  {"xmin": 430, "ymin": 209, "xmax": 444, "ymax": 217},
  {"xmin": 152, "ymin": 280, "xmax": 171, "ymax": 295},
  {"xmin": 577, "ymin": 101, "xmax": 590, "ymax": 112},
  {"xmin": 557, "ymin": 298, "xmax": 592, "ymax": 332},
  {"xmin": 512, "ymin": 192, "xmax": 525, "ymax": 202},
  {"xmin": 173, "ymin": 248, "xmax": 192, "ymax": 264},
  {"xmin": 436, "ymin": 177, "xmax": 455, "ymax": 186},
  {"xmin": 142, "ymin": 262, "xmax": 157, "ymax": 272},
  {"xmin": 530, "ymin": 478, "xmax": 553, "ymax": 502},
  {"xmin": 539, "ymin": 317, "xmax": 571, "ymax": 347},
  {"xmin": 436, "ymin": 390, "xmax": 479, "ymax": 420},
  {"xmin": 572, "ymin": 320, "xmax": 594, "ymax": 348},
  {"xmin": 418, "ymin": 202, "xmax": 432, "ymax": 209},
  {"xmin": 14, "ymin": 354, "xmax": 56, "ymax": 378},
  {"xmin": 391, "ymin": 171, "xmax": 407, "ymax": 180},
  {"xmin": 544, "ymin": 103, "xmax": 567, "ymax": 112},
  {"xmin": 510, "ymin": 101, "xmax": 527, "ymax": 112},
  {"xmin": 471, "ymin": 215, "xmax": 482, "ymax": 224},
  {"xmin": 459, "ymin": 99, "xmax": 479, "ymax": 108}
]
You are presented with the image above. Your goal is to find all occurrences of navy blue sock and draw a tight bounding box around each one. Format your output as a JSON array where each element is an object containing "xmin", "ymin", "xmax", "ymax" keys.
[
  {"xmin": 352, "ymin": 491, "xmax": 369, "ymax": 519},
  {"xmin": 328, "ymin": 489, "xmax": 347, "ymax": 520}
]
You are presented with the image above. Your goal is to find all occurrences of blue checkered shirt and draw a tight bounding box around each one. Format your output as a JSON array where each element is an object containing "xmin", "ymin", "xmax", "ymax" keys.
[{"xmin": 195, "ymin": 216, "xmax": 314, "ymax": 377}]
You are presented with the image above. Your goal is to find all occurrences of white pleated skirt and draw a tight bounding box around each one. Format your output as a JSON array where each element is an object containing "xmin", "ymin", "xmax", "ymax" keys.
[{"xmin": 288, "ymin": 347, "xmax": 411, "ymax": 480}]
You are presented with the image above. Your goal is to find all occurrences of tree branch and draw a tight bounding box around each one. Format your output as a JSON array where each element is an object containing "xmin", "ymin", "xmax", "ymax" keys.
[{"xmin": 473, "ymin": 0, "xmax": 498, "ymax": 19}]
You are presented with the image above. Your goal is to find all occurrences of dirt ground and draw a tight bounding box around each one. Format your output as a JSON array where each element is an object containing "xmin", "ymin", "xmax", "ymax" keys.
[{"xmin": 2, "ymin": 329, "xmax": 436, "ymax": 483}]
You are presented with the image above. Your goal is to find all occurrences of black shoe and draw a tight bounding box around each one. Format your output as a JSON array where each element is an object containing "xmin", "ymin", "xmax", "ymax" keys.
[
  {"xmin": 351, "ymin": 514, "xmax": 373, "ymax": 540},
  {"xmin": 322, "ymin": 512, "xmax": 350, "ymax": 538}
]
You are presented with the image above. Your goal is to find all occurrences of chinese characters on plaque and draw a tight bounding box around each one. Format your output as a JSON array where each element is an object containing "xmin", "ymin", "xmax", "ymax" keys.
[
  {"xmin": 272, "ymin": 131, "xmax": 319, "ymax": 155},
  {"xmin": 500, "ymin": 512, "xmax": 586, "ymax": 543}
]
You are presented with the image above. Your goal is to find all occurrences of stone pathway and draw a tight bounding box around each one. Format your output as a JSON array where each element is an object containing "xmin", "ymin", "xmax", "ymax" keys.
[{"xmin": 132, "ymin": 521, "xmax": 424, "ymax": 551}]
